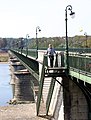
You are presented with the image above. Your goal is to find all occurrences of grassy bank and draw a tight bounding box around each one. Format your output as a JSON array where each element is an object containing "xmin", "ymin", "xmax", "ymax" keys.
[{"xmin": 0, "ymin": 52, "xmax": 9, "ymax": 62}]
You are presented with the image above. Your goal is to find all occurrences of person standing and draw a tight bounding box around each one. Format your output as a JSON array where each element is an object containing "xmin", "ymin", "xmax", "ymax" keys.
[{"xmin": 46, "ymin": 44, "xmax": 56, "ymax": 67}]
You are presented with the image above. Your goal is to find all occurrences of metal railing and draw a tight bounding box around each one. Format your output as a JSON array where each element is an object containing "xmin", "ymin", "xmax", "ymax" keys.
[
  {"xmin": 11, "ymin": 48, "xmax": 91, "ymax": 74},
  {"xmin": 69, "ymin": 53, "xmax": 91, "ymax": 74},
  {"xmin": 12, "ymin": 48, "xmax": 37, "ymax": 58}
]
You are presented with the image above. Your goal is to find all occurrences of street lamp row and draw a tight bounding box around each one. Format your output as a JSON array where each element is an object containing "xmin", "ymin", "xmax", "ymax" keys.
[
  {"xmin": 24, "ymin": 26, "xmax": 41, "ymax": 58},
  {"xmin": 24, "ymin": 5, "xmax": 75, "ymax": 68}
]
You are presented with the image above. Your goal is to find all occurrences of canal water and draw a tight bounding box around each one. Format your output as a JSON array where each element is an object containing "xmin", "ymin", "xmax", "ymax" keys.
[{"xmin": 0, "ymin": 63, "xmax": 12, "ymax": 106}]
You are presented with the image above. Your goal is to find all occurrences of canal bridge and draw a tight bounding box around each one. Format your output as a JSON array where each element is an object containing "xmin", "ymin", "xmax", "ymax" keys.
[{"xmin": 9, "ymin": 48, "xmax": 91, "ymax": 120}]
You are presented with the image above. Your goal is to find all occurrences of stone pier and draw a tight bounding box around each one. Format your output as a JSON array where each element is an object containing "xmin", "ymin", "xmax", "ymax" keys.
[
  {"xmin": 14, "ymin": 69, "xmax": 34, "ymax": 102},
  {"xmin": 9, "ymin": 57, "xmax": 35, "ymax": 103},
  {"xmin": 9, "ymin": 58, "xmax": 25, "ymax": 98},
  {"xmin": 63, "ymin": 77, "xmax": 88, "ymax": 120}
]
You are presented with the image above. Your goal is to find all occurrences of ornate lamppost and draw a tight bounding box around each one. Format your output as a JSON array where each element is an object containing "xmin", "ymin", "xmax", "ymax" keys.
[
  {"xmin": 36, "ymin": 26, "xmax": 41, "ymax": 59},
  {"xmin": 65, "ymin": 5, "xmax": 75, "ymax": 72}
]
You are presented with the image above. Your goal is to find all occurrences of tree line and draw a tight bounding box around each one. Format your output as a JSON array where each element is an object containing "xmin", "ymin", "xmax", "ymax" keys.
[{"xmin": 0, "ymin": 35, "xmax": 91, "ymax": 50}]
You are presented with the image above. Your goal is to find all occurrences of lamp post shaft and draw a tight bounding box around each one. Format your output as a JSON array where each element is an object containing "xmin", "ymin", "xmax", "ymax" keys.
[
  {"xmin": 36, "ymin": 29, "xmax": 38, "ymax": 59},
  {"xmin": 65, "ymin": 5, "xmax": 75, "ymax": 73},
  {"xmin": 26, "ymin": 34, "xmax": 29, "ymax": 56},
  {"xmin": 65, "ymin": 8, "xmax": 69, "ymax": 72},
  {"xmin": 36, "ymin": 26, "xmax": 41, "ymax": 59},
  {"xmin": 86, "ymin": 35, "xmax": 87, "ymax": 48},
  {"xmin": 36, "ymin": 31, "xmax": 38, "ymax": 50}
]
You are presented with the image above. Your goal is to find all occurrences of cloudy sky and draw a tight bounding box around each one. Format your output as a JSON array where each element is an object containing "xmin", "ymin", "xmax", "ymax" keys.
[{"xmin": 0, "ymin": 0, "xmax": 90, "ymax": 38}]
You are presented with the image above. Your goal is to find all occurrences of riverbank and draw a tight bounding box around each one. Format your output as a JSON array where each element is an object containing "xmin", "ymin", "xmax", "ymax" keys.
[
  {"xmin": 0, "ymin": 52, "xmax": 9, "ymax": 62},
  {"xmin": 0, "ymin": 103, "xmax": 49, "ymax": 120}
]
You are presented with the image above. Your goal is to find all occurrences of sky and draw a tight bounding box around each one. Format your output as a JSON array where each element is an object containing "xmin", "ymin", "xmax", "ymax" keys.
[{"xmin": 0, "ymin": 0, "xmax": 91, "ymax": 38}]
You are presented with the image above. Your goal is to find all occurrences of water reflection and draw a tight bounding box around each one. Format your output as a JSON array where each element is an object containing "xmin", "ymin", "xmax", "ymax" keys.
[{"xmin": 0, "ymin": 64, "xmax": 12, "ymax": 106}]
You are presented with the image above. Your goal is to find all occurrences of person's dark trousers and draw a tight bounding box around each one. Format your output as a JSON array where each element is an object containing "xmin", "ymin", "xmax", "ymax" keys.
[{"xmin": 49, "ymin": 55, "xmax": 54, "ymax": 67}]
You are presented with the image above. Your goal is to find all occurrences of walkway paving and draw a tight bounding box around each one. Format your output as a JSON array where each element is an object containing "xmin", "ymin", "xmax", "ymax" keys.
[{"xmin": 0, "ymin": 103, "xmax": 50, "ymax": 120}]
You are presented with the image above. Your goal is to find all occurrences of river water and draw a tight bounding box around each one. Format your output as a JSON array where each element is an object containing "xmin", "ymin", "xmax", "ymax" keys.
[{"xmin": 0, "ymin": 63, "xmax": 12, "ymax": 106}]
